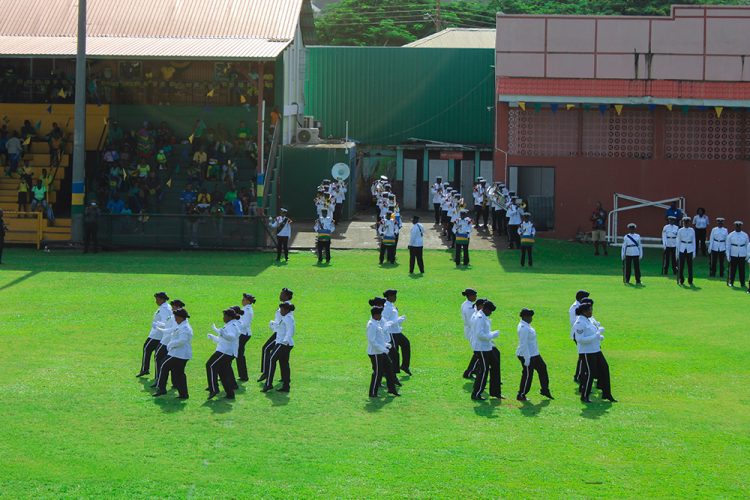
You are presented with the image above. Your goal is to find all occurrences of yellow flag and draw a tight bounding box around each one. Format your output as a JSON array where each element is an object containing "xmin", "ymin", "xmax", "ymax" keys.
[
  {"xmin": 166, "ymin": 178, "xmax": 172, "ymax": 188},
  {"xmin": 240, "ymin": 95, "xmax": 247, "ymax": 104},
  {"xmin": 614, "ymin": 104, "xmax": 624, "ymax": 115},
  {"xmin": 23, "ymin": 136, "xmax": 31, "ymax": 145},
  {"xmin": 566, "ymin": 104, "xmax": 575, "ymax": 110},
  {"xmin": 103, "ymin": 117, "xmax": 109, "ymax": 125},
  {"xmin": 58, "ymin": 88, "xmax": 66, "ymax": 98},
  {"xmin": 206, "ymin": 89, "xmax": 215, "ymax": 97},
  {"xmin": 188, "ymin": 134, "xmax": 194, "ymax": 144},
  {"xmin": 518, "ymin": 101, "xmax": 526, "ymax": 111},
  {"xmin": 665, "ymin": 104, "xmax": 673, "ymax": 111},
  {"xmin": 714, "ymin": 106, "xmax": 723, "ymax": 118}
]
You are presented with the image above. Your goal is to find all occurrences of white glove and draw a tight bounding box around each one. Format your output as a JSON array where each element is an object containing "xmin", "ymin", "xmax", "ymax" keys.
[
  {"xmin": 398, "ymin": 315, "xmax": 406, "ymax": 322},
  {"xmin": 385, "ymin": 343, "xmax": 392, "ymax": 350},
  {"xmin": 524, "ymin": 358, "xmax": 530, "ymax": 367},
  {"xmin": 269, "ymin": 320, "xmax": 277, "ymax": 329},
  {"xmin": 207, "ymin": 334, "xmax": 212, "ymax": 340},
  {"xmin": 597, "ymin": 327, "xmax": 605, "ymax": 334},
  {"xmin": 599, "ymin": 334, "xmax": 605, "ymax": 340}
]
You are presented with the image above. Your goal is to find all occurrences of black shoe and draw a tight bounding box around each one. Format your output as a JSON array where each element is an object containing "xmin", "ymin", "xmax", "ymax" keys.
[
  {"xmin": 149, "ymin": 383, "xmax": 157, "ymax": 388},
  {"xmin": 205, "ymin": 387, "xmax": 211, "ymax": 392},
  {"xmin": 207, "ymin": 391, "xmax": 219, "ymax": 400},
  {"xmin": 603, "ymin": 395, "xmax": 618, "ymax": 402},
  {"xmin": 463, "ymin": 372, "xmax": 474, "ymax": 380},
  {"xmin": 540, "ymin": 390, "xmax": 554, "ymax": 399},
  {"xmin": 136, "ymin": 371, "xmax": 149, "ymax": 377},
  {"xmin": 152, "ymin": 390, "xmax": 167, "ymax": 397},
  {"xmin": 277, "ymin": 386, "xmax": 290, "ymax": 393},
  {"xmin": 232, "ymin": 384, "xmax": 239, "ymax": 390},
  {"xmin": 387, "ymin": 390, "xmax": 400, "ymax": 397},
  {"xmin": 261, "ymin": 386, "xmax": 272, "ymax": 393},
  {"xmin": 516, "ymin": 394, "xmax": 527, "ymax": 401},
  {"xmin": 394, "ymin": 381, "xmax": 402, "ymax": 387},
  {"xmin": 176, "ymin": 395, "xmax": 189, "ymax": 400},
  {"xmin": 401, "ymin": 367, "xmax": 412, "ymax": 376},
  {"xmin": 256, "ymin": 375, "xmax": 267, "ymax": 382},
  {"xmin": 580, "ymin": 396, "xmax": 591, "ymax": 403},
  {"xmin": 471, "ymin": 395, "xmax": 486, "ymax": 401},
  {"xmin": 573, "ymin": 376, "xmax": 579, "ymax": 383},
  {"xmin": 491, "ymin": 394, "xmax": 505, "ymax": 400},
  {"xmin": 238, "ymin": 377, "xmax": 249, "ymax": 382},
  {"xmin": 225, "ymin": 394, "xmax": 235, "ymax": 400}
]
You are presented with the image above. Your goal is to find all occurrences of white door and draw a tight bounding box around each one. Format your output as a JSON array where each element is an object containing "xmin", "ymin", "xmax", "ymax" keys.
[
  {"xmin": 460, "ymin": 160, "xmax": 475, "ymax": 208},
  {"xmin": 429, "ymin": 159, "xmax": 449, "ymax": 186},
  {"xmin": 480, "ymin": 161, "xmax": 493, "ymax": 184},
  {"xmin": 403, "ymin": 159, "xmax": 418, "ymax": 210}
]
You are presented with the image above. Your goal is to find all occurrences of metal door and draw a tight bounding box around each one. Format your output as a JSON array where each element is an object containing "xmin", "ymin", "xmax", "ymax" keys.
[
  {"xmin": 403, "ymin": 159, "xmax": 418, "ymax": 210},
  {"xmin": 460, "ymin": 160, "xmax": 475, "ymax": 208}
]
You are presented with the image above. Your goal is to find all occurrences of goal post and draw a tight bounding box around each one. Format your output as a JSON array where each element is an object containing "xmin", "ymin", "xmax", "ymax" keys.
[{"xmin": 607, "ymin": 193, "xmax": 686, "ymax": 248}]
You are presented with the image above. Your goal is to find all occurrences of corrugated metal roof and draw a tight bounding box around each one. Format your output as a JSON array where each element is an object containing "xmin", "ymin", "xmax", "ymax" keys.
[
  {"xmin": 404, "ymin": 28, "xmax": 496, "ymax": 48},
  {"xmin": 0, "ymin": 36, "xmax": 291, "ymax": 59}
]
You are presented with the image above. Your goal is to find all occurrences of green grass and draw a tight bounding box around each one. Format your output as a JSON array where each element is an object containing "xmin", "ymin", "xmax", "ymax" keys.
[{"xmin": 0, "ymin": 241, "xmax": 748, "ymax": 498}]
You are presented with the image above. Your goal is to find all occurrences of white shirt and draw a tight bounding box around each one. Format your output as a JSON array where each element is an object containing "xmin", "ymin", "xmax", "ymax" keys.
[
  {"xmin": 409, "ymin": 223, "xmax": 424, "ymax": 247},
  {"xmin": 470, "ymin": 310, "xmax": 499, "ymax": 351},
  {"xmin": 518, "ymin": 221, "xmax": 536, "ymax": 238},
  {"xmin": 507, "ymin": 204, "xmax": 521, "ymax": 225},
  {"xmin": 677, "ymin": 227, "xmax": 696, "ymax": 256},
  {"xmin": 148, "ymin": 302, "xmax": 173, "ymax": 340},
  {"xmin": 708, "ymin": 226, "xmax": 728, "ymax": 252},
  {"xmin": 726, "ymin": 230, "xmax": 749, "ymax": 258},
  {"xmin": 276, "ymin": 314, "xmax": 295, "ymax": 346},
  {"xmin": 453, "ymin": 218, "xmax": 473, "ymax": 238},
  {"xmin": 334, "ymin": 184, "xmax": 346, "ymax": 203},
  {"xmin": 693, "ymin": 214, "xmax": 709, "ymax": 229},
  {"xmin": 314, "ymin": 215, "xmax": 335, "ymax": 234},
  {"xmin": 239, "ymin": 304, "xmax": 254, "ymax": 336},
  {"xmin": 167, "ymin": 320, "xmax": 193, "ymax": 360},
  {"xmin": 158, "ymin": 315, "xmax": 178, "ymax": 346},
  {"xmin": 460, "ymin": 299, "xmax": 475, "ymax": 339},
  {"xmin": 621, "ymin": 232, "xmax": 643, "ymax": 259},
  {"xmin": 366, "ymin": 319, "xmax": 389, "ymax": 355},
  {"xmin": 568, "ymin": 300, "xmax": 580, "ymax": 331},
  {"xmin": 573, "ymin": 316, "xmax": 603, "ymax": 354},
  {"xmin": 516, "ymin": 320, "xmax": 540, "ymax": 364},
  {"xmin": 209, "ymin": 321, "xmax": 239, "ymax": 356},
  {"xmin": 431, "ymin": 183, "xmax": 444, "ymax": 204},
  {"xmin": 662, "ymin": 224, "xmax": 678, "ymax": 248},
  {"xmin": 382, "ymin": 301, "xmax": 404, "ymax": 334},
  {"xmin": 271, "ymin": 216, "xmax": 291, "ymax": 237}
]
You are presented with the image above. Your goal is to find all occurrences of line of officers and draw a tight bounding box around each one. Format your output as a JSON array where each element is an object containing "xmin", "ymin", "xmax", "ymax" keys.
[
  {"xmin": 135, "ymin": 289, "xmax": 296, "ymax": 400},
  {"xmin": 622, "ymin": 218, "xmax": 750, "ymax": 288}
]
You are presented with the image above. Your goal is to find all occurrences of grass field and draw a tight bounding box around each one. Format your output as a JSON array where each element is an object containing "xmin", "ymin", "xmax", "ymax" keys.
[{"xmin": 0, "ymin": 241, "xmax": 748, "ymax": 498}]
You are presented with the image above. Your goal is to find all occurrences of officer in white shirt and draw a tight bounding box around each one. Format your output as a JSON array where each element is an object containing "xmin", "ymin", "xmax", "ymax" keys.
[
  {"xmin": 708, "ymin": 217, "xmax": 728, "ymax": 278},
  {"xmin": 383, "ymin": 289, "xmax": 411, "ymax": 375},
  {"xmin": 661, "ymin": 215, "xmax": 679, "ymax": 275},
  {"xmin": 460, "ymin": 289, "xmax": 479, "ymax": 379},
  {"xmin": 453, "ymin": 209, "xmax": 473, "ymax": 267},
  {"xmin": 506, "ymin": 197, "xmax": 522, "ymax": 249},
  {"xmin": 366, "ymin": 306, "xmax": 399, "ymax": 398},
  {"xmin": 516, "ymin": 308, "xmax": 553, "ymax": 401},
  {"xmin": 518, "ymin": 213, "xmax": 536, "ymax": 267},
  {"xmin": 573, "ymin": 302, "xmax": 616, "ymax": 403},
  {"xmin": 408, "ymin": 215, "xmax": 425, "ymax": 274},
  {"xmin": 470, "ymin": 301, "xmax": 501, "ymax": 401},
  {"xmin": 379, "ymin": 212, "xmax": 398, "ymax": 265},
  {"xmin": 693, "ymin": 207, "xmax": 709, "ymax": 256},
  {"xmin": 206, "ymin": 308, "xmax": 240, "ymax": 400},
  {"xmin": 472, "ymin": 178, "xmax": 485, "ymax": 227},
  {"xmin": 235, "ymin": 293, "xmax": 255, "ymax": 381},
  {"xmin": 569, "ymin": 290, "xmax": 590, "ymax": 383},
  {"xmin": 262, "ymin": 301, "xmax": 295, "ymax": 393},
  {"xmin": 677, "ymin": 216, "xmax": 696, "ymax": 286},
  {"xmin": 621, "ymin": 223, "xmax": 643, "ymax": 285},
  {"xmin": 431, "ymin": 177, "xmax": 444, "ymax": 225},
  {"xmin": 726, "ymin": 221, "xmax": 749, "ymax": 288},
  {"xmin": 333, "ymin": 181, "xmax": 346, "ymax": 221},
  {"xmin": 153, "ymin": 308, "xmax": 193, "ymax": 399},
  {"xmin": 137, "ymin": 291, "xmax": 173, "ymax": 378},
  {"xmin": 269, "ymin": 208, "xmax": 292, "ymax": 262},
  {"xmin": 259, "ymin": 288, "xmax": 293, "ymax": 382},
  {"xmin": 314, "ymin": 208, "xmax": 335, "ymax": 264},
  {"xmin": 152, "ymin": 299, "xmax": 185, "ymax": 388}
]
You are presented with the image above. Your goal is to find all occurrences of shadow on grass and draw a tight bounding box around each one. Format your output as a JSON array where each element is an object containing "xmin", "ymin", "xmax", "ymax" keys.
[
  {"xmin": 580, "ymin": 400, "xmax": 613, "ymax": 419},
  {"xmin": 263, "ymin": 388, "xmax": 290, "ymax": 406},
  {"xmin": 472, "ymin": 398, "xmax": 502, "ymax": 418},
  {"xmin": 518, "ymin": 399, "xmax": 551, "ymax": 417},
  {"xmin": 363, "ymin": 394, "xmax": 396, "ymax": 412},
  {"xmin": 152, "ymin": 395, "xmax": 188, "ymax": 413},
  {"xmin": 0, "ymin": 270, "xmax": 40, "ymax": 292},
  {"xmin": 202, "ymin": 397, "xmax": 235, "ymax": 413}
]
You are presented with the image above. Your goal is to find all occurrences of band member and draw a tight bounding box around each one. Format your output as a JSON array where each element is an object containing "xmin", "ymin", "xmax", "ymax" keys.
[
  {"xmin": 677, "ymin": 216, "xmax": 696, "ymax": 286},
  {"xmin": 519, "ymin": 213, "xmax": 536, "ymax": 267},
  {"xmin": 153, "ymin": 308, "xmax": 193, "ymax": 399},
  {"xmin": 472, "ymin": 178, "xmax": 485, "ymax": 228},
  {"xmin": 236, "ymin": 293, "xmax": 255, "ymax": 381},
  {"xmin": 366, "ymin": 306, "xmax": 399, "ymax": 398},
  {"xmin": 314, "ymin": 208, "xmax": 335, "ymax": 264},
  {"xmin": 206, "ymin": 308, "xmax": 240, "ymax": 400},
  {"xmin": 516, "ymin": 308, "xmax": 553, "ymax": 401},
  {"xmin": 708, "ymin": 217, "xmax": 728, "ymax": 278},
  {"xmin": 383, "ymin": 289, "xmax": 411, "ymax": 375},
  {"xmin": 262, "ymin": 302, "xmax": 295, "ymax": 393},
  {"xmin": 470, "ymin": 300, "xmax": 502, "ymax": 401},
  {"xmin": 259, "ymin": 288, "xmax": 293, "ymax": 381},
  {"xmin": 270, "ymin": 208, "xmax": 292, "ymax": 261},
  {"xmin": 661, "ymin": 215, "xmax": 679, "ymax": 275},
  {"xmin": 379, "ymin": 212, "xmax": 398, "ymax": 265},
  {"xmin": 453, "ymin": 209, "xmax": 473, "ymax": 267},
  {"xmin": 621, "ymin": 223, "xmax": 643, "ymax": 285},
  {"xmin": 136, "ymin": 292, "xmax": 172, "ymax": 378},
  {"xmin": 506, "ymin": 197, "xmax": 522, "ymax": 249},
  {"xmin": 431, "ymin": 177, "xmax": 444, "ymax": 224}
]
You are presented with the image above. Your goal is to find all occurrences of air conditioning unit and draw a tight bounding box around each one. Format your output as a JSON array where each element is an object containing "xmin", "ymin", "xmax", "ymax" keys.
[
  {"xmin": 302, "ymin": 115, "xmax": 315, "ymax": 128},
  {"xmin": 296, "ymin": 127, "xmax": 322, "ymax": 144}
]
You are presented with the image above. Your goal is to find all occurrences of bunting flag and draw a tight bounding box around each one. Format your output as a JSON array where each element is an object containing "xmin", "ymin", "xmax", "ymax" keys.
[
  {"xmin": 240, "ymin": 94, "xmax": 247, "ymax": 104},
  {"xmin": 614, "ymin": 104, "xmax": 624, "ymax": 116},
  {"xmin": 174, "ymin": 164, "xmax": 181, "ymax": 174},
  {"xmin": 206, "ymin": 89, "xmax": 215, "ymax": 97},
  {"xmin": 665, "ymin": 104, "xmax": 673, "ymax": 111},
  {"xmin": 550, "ymin": 103, "xmax": 559, "ymax": 114},
  {"xmin": 518, "ymin": 101, "xmax": 526, "ymax": 111},
  {"xmin": 46, "ymin": 105, "xmax": 53, "ymax": 114},
  {"xmin": 566, "ymin": 104, "xmax": 575, "ymax": 110},
  {"xmin": 582, "ymin": 104, "xmax": 591, "ymax": 111},
  {"xmin": 188, "ymin": 134, "xmax": 194, "ymax": 144},
  {"xmin": 533, "ymin": 102, "xmax": 542, "ymax": 113},
  {"xmin": 58, "ymin": 88, "xmax": 66, "ymax": 98},
  {"xmin": 698, "ymin": 105, "xmax": 707, "ymax": 111},
  {"xmin": 166, "ymin": 178, "xmax": 173, "ymax": 188},
  {"xmin": 647, "ymin": 104, "xmax": 657, "ymax": 113},
  {"xmin": 23, "ymin": 136, "xmax": 31, "ymax": 146},
  {"xmin": 714, "ymin": 106, "xmax": 723, "ymax": 118},
  {"xmin": 35, "ymin": 120, "xmax": 42, "ymax": 130},
  {"xmin": 680, "ymin": 105, "xmax": 690, "ymax": 114},
  {"xmin": 103, "ymin": 117, "xmax": 109, "ymax": 125},
  {"xmin": 2, "ymin": 115, "xmax": 9, "ymax": 124},
  {"xmin": 598, "ymin": 104, "xmax": 608, "ymax": 115}
]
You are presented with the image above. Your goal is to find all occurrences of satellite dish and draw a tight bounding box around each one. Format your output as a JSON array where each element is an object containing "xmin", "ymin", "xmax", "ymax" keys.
[{"xmin": 331, "ymin": 162, "xmax": 350, "ymax": 181}]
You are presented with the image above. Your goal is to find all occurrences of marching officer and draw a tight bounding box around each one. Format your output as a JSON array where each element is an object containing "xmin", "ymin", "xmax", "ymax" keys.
[
  {"xmin": 383, "ymin": 289, "xmax": 411, "ymax": 375},
  {"xmin": 152, "ymin": 298, "xmax": 185, "ymax": 387},
  {"xmin": 621, "ymin": 223, "xmax": 643, "ymax": 285},
  {"xmin": 206, "ymin": 308, "xmax": 240, "ymax": 400},
  {"xmin": 518, "ymin": 213, "xmax": 536, "ymax": 267},
  {"xmin": 470, "ymin": 300, "xmax": 502, "ymax": 401},
  {"xmin": 366, "ymin": 305, "xmax": 399, "ymax": 398},
  {"xmin": 661, "ymin": 215, "xmax": 679, "ymax": 275},
  {"xmin": 236, "ymin": 293, "xmax": 255, "ymax": 381},
  {"xmin": 259, "ymin": 288, "xmax": 293, "ymax": 382},
  {"xmin": 153, "ymin": 308, "xmax": 193, "ymax": 399},
  {"xmin": 569, "ymin": 290, "xmax": 590, "ymax": 383},
  {"xmin": 726, "ymin": 221, "xmax": 749, "ymax": 288},
  {"xmin": 314, "ymin": 207, "xmax": 335, "ymax": 264},
  {"xmin": 460, "ymin": 288, "xmax": 479, "ymax": 379},
  {"xmin": 136, "ymin": 292, "xmax": 172, "ymax": 378},
  {"xmin": 573, "ymin": 301, "xmax": 616, "ymax": 403},
  {"xmin": 677, "ymin": 216, "xmax": 696, "ymax": 286},
  {"xmin": 516, "ymin": 308, "xmax": 553, "ymax": 401},
  {"xmin": 262, "ymin": 301, "xmax": 295, "ymax": 393},
  {"xmin": 408, "ymin": 215, "xmax": 425, "ymax": 274},
  {"xmin": 453, "ymin": 209, "xmax": 473, "ymax": 267},
  {"xmin": 708, "ymin": 217, "xmax": 728, "ymax": 278},
  {"xmin": 270, "ymin": 208, "xmax": 292, "ymax": 262}
]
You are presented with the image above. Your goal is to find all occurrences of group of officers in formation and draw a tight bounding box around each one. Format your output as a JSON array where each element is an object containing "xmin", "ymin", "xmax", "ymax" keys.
[
  {"xmin": 311, "ymin": 178, "xmax": 347, "ymax": 264},
  {"xmin": 135, "ymin": 288, "xmax": 296, "ymax": 399}
]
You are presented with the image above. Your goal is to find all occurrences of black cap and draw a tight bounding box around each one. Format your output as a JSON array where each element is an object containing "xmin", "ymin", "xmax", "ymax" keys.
[
  {"xmin": 223, "ymin": 308, "xmax": 238, "ymax": 317},
  {"xmin": 369, "ymin": 297, "xmax": 386, "ymax": 306},
  {"xmin": 281, "ymin": 287, "xmax": 294, "ymax": 298},
  {"xmin": 242, "ymin": 293, "xmax": 256, "ymax": 302},
  {"xmin": 154, "ymin": 291, "xmax": 169, "ymax": 300},
  {"xmin": 483, "ymin": 301, "xmax": 496, "ymax": 312},
  {"xmin": 173, "ymin": 308, "xmax": 190, "ymax": 319},
  {"xmin": 412, "ymin": 215, "xmax": 420, "ymax": 222},
  {"xmin": 580, "ymin": 297, "xmax": 594, "ymax": 305},
  {"xmin": 371, "ymin": 306, "xmax": 384, "ymax": 315},
  {"xmin": 231, "ymin": 305, "xmax": 244, "ymax": 316},
  {"xmin": 520, "ymin": 308, "xmax": 535, "ymax": 317},
  {"xmin": 462, "ymin": 288, "xmax": 477, "ymax": 297},
  {"xmin": 383, "ymin": 289, "xmax": 397, "ymax": 297},
  {"xmin": 577, "ymin": 302, "xmax": 593, "ymax": 313},
  {"xmin": 575, "ymin": 290, "xmax": 590, "ymax": 301},
  {"xmin": 474, "ymin": 298, "xmax": 487, "ymax": 309},
  {"xmin": 170, "ymin": 299, "xmax": 185, "ymax": 308}
]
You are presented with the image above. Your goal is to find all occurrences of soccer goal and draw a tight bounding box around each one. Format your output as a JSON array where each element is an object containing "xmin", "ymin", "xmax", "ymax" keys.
[{"xmin": 607, "ymin": 193, "xmax": 686, "ymax": 248}]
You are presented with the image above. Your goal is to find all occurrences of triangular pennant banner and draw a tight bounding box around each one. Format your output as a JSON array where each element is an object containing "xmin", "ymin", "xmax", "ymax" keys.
[
  {"xmin": 166, "ymin": 178, "xmax": 173, "ymax": 188},
  {"xmin": 566, "ymin": 104, "xmax": 575, "ymax": 110},
  {"xmin": 35, "ymin": 120, "xmax": 42, "ymax": 130},
  {"xmin": 533, "ymin": 102, "xmax": 542, "ymax": 113},
  {"xmin": 665, "ymin": 104, "xmax": 673, "ymax": 111},
  {"xmin": 46, "ymin": 105, "xmax": 53, "ymax": 114},
  {"xmin": 614, "ymin": 104, "xmax": 624, "ymax": 116},
  {"xmin": 715, "ymin": 106, "xmax": 723, "ymax": 118},
  {"xmin": 647, "ymin": 104, "xmax": 657, "ymax": 113},
  {"xmin": 680, "ymin": 105, "xmax": 690, "ymax": 115},
  {"xmin": 23, "ymin": 136, "xmax": 31, "ymax": 146},
  {"xmin": 240, "ymin": 94, "xmax": 247, "ymax": 104},
  {"xmin": 188, "ymin": 134, "xmax": 195, "ymax": 144},
  {"xmin": 206, "ymin": 89, "xmax": 215, "ymax": 97},
  {"xmin": 58, "ymin": 88, "xmax": 66, "ymax": 98},
  {"xmin": 598, "ymin": 104, "xmax": 608, "ymax": 115},
  {"xmin": 550, "ymin": 103, "xmax": 559, "ymax": 114},
  {"xmin": 518, "ymin": 101, "xmax": 526, "ymax": 111},
  {"xmin": 103, "ymin": 117, "xmax": 109, "ymax": 125}
]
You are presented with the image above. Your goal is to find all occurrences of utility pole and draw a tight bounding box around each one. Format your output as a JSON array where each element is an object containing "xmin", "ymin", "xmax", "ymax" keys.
[
  {"xmin": 71, "ymin": 0, "xmax": 87, "ymax": 242},
  {"xmin": 435, "ymin": 0, "xmax": 442, "ymax": 32}
]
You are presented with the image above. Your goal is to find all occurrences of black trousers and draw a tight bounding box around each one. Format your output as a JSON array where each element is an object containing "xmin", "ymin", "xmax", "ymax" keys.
[
  {"xmin": 623, "ymin": 256, "xmax": 641, "ymax": 283},
  {"xmin": 521, "ymin": 245, "xmax": 533, "ymax": 266},
  {"xmin": 380, "ymin": 244, "xmax": 396, "ymax": 264},
  {"xmin": 481, "ymin": 206, "xmax": 489, "ymax": 227},
  {"xmin": 455, "ymin": 243, "xmax": 469, "ymax": 265},
  {"xmin": 264, "ymin": 343, "xmax": 293, "ymax": 390},
  {"xmin": 205, "ymin": 351, "xmax": 235, "ymax": 396},
  {"xmin": 276, "ymin": 236, "xmax": 289, "ymax": 260},
  {"xmin": 710, "ymin": 250, "xmax": 725, "ymax": 277},
  {"xmin": 464, "ymin": 351, "xmax": 480, "ymax": 378},
  {"xmin": 140, "ymin": 337, "xmax": 161, "ymax": 374},
  {"xmin": 369, "ymin": 353, "xmax": 397, "ymax": 397},
  {"xmin": 83, "ymin": 223, "xmax": 98, "ymax": 253},
  {"xmin": 433, "ymin": 203, "xmax": 441, "ymax": 224},
  {"xmin": 678, "ymin": 251, "xmax": 694, "ymax": 284},
  {"xmin": 408, "ymin": 245, "xmax": 424, "ymax": 273},
  {"xmin": 157, "ymin": 356, "xmax": 189, "ymax": 397},
  {"xmin": 507, "ymin": 225, "xmax": 520, "ymax": 248},
  {"xmin": 474, "ymin": 206, "xmax": 483, "ymax": 225},
  {"xmin": 580, "ymin": 351, "xmax": 612, "ymax": 399},
  {"xmin": 236, "ymin": 334, "xmax": 251, "ymax": 380},
  {"xmin": 574, "ymin": 350, "xmax": 583, "ymax": 382},
  {"xmin": 662, "ymin": 247, "xmax": 677, "ymax": 275},
  {"xmin": 472, "ymin": 348, "xmax": 501, "ymax": 399},
  {"xmin": 317, "ymin": 240, "xmax": 331, "ymax": 262},
  {"xmin": 695, "ymin": 228, "xmax": 707, "ymax": 256},
  {"xmin": 154, "ymin": 343, "xmax": 168, "ymax": 382},
  {"xmin": 517, "ymin": 355, "xmax": 549, "ymax": 396},
  {"xmin": 492, "ymin": 209, "xmax": 505, "ymax": 233},
  {"xmin": 388, "ymin": 333, "xmax": 411, "ymax": 372},
  {"xmin": 729, "ymin": 256, "xmax": 747, "ymax": 286},
  {"xmin": 334, "ymin": 202, "xmax": 343, "ymax": 222},
  {"xmin": 260, "ymin": 333, "xmax": 277, "ymax": 374}
]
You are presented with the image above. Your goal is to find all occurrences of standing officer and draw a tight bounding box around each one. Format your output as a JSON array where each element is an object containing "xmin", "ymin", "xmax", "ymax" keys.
[
  {"xmin": 661, "ymin": 215, "xmax": 679, "ymax": 275},
  {"xmin": 0, "ymin": 208, "xmax": 7, "ymax": 264},
  {"xmin": 518, "ymin": 213, "xmax": 536, "ymax": 267},
  {"xmin": 453, "ymin": 209, "xmax": 473, "ymax": 267},
  {"xmin": 726, "ymin": 221, "xmax": 749, "ymax": 288},
  {"xmin": 431, "ymin": 177, "xmax": 444, "ymax": 225},
  {"xmin": 470, "ymin": 300, "xmax": 501, "ymax": 401},
  {"xmin": 235, "ymin": 293, "xmax": 255, "ymax": 381},
  {"xmin": 270, "ymin": 208, "xmax": 292, "ymax": 261},
  {"xmin": 153, "ymin": 308, "xmax": 193, "ymax": 399},
  {"xmin": 621, "ymin": 223, "xmax": 643, "ymax": 285},
  {"xmin": 408, "ymin": 215, "xmax": 425, "ymax": 274},
  {"xmin": 708, "ymin": 217, "xmax": 728, "ymax": 278},
  {"xmin": 83, "ymin": 201, "xmax": 101, "ymax": 254},
  {"xmin": 136, "ymin": 292, "xmax": 172, "ymax": 378},
  {"xmin": 693, "ymin": 207, "xmax": 709, "ymax": 257},
  {"xmin": 677, "ymin": 216, "xmax": 696, "ymax": 286},
  {"xmin": 262, "ymin": 301, "xmax": 295, "ymax": 393},
  {"xmin": 314, "ymin": 207, "xmax": 335, "ymax": 264},
  {"xmin": 383, "ymin": 289, "xmax": 411, "ymax": 375},
  {"xmin": 516, "ymin": 308, "xmax": 553, "ymax": 401},
  {"xmin": 366, "ymin": 305, "xmax": 399, "ymax": 398}
]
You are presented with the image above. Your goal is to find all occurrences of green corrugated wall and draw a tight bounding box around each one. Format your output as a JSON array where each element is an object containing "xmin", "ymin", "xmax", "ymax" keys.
[{"xmin": 305, "ymin": 47, "xmax": 495, "ymax": 145}]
